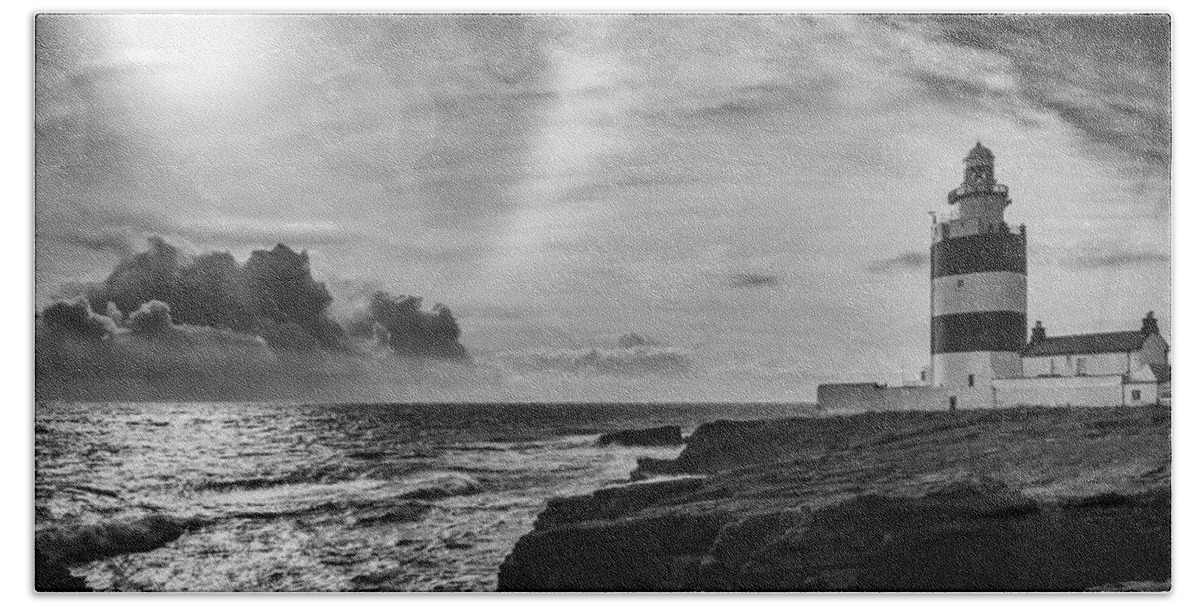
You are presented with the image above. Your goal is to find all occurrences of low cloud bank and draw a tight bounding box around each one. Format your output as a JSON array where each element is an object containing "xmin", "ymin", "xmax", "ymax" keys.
[
  {"xmin": 36, "ymin": 298, "xmax": 482, "ymax": 403},
  {"xmin": 37, "ymin": 237, "xmax": 473, "ymax": 402},
  {"xmin": 508, "ymin": 333, "xmax": 694, "ymax": 376},
  {"xmin": 71, "ymin": 236, "xmax": 467, "ymax": 359}
]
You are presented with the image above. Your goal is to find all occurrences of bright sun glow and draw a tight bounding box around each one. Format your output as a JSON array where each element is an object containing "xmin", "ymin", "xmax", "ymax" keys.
[{"xmin": 104, "ymin": 15, "xmax": 276, "ymax": 115}]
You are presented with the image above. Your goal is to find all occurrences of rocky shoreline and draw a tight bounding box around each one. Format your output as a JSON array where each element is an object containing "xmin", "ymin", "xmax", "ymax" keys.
[
  {"xmin": 498, "ymin": 407, "xmax": 1171, "ymax": 592},
  {"xmin": 36, "ymin": 515, "xmax": 197, "ymax": 591}
]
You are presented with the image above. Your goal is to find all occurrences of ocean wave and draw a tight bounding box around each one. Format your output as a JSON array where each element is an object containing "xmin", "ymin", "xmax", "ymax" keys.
[
  {"xmin": 395, "ymin": 472, "xmax": 483, "ymax": 500},
  {"xmin": 192, "ymin": 461, "xmax": 375, "ymax": 494},
  {"xmin": 189, "ymin": 471, "xmax": 484, "ymax": 524}
]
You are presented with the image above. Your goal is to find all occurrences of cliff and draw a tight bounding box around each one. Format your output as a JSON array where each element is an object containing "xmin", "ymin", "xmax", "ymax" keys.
[{"xmin": 498, "ymin": 407, "xmax": 1170, "ymax": 591}]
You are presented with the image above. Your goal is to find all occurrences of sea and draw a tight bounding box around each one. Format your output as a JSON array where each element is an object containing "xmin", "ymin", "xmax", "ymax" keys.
[{"xmin": 35, "ymin": 401, "xmax": 803, "ymax": 592}]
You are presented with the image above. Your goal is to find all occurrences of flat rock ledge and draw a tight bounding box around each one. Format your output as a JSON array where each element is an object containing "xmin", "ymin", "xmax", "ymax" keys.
[{"xmin": 597, "ymin": 425, "xmax": 684, "ymax": 447}]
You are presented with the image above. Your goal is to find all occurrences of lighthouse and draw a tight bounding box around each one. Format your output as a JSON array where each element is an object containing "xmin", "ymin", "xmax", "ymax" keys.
[
  {"xmin": 930, "ymin": 142, "xmax": 1027, "ymax": 409},
  {"xmin": 817, "ymin": 142, "xmax": 1168, "ymax": 413}
]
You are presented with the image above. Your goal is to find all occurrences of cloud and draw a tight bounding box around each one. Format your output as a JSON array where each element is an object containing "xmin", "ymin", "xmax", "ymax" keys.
[
  {"xmin": 688, "ymin": 81, "xmax": 832, "ymax": 122},
  {"xmin": 126, "ymin": 300, "xmax": 175, "ymax": 335},
  {"xmin": 867, "ymin": 251, "xmax": 927, "ymax": 274},
  {"xmin": 37, "ymin": 203, "xmax": 179, "ymax": 261},
  {"xmin": 1059, "ymin": 244, "xmax": 1171, "ymax": 271},
  {"xmin": 80, "ymin": 237, "xmax": 350, "ymax": 351},
  {"xmin": 730, "ymin": 272, "xmax": 780, "ymax": 289},
  {"xmin": 35, "ymin": 298, "xmax": 478, "ymax": 403},
  {"xmin": 55, "ymin": 231, "xmax": 138, "ymax": 259},
  {"xmin": 40, "ymin": 297, "xmax": 117, "ymax": 341},
  {"xmin": 504, "ymin": 333, "xmax": 694, "ymax": 376},
  {"xmin": 37, "ymin": 236, "xmax": 477, "ymax": 401},
  {"xmin": 82, "ymin": 236, "xmax": 472, "ymax": 357},
  {"xmin": 367, "ymin": 293, "xmax": 470, "ymax": 360}
]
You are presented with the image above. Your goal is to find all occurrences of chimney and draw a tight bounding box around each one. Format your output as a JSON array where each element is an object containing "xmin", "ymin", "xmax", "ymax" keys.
[
  {"xmin": 1031, "ymin": 320, "xmax": 1046, "ymax": 343},
  {"xmin": 1141, "ymin": 311, "xmax": 1159, "ymax": 336}
]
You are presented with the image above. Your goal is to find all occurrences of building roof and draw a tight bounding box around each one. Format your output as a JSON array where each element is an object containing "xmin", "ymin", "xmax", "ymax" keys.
[
  {"xmin": 1022, "ymin": 330, "xmax": 1148, "ymax": 357},
  {"xmin": 1150, "ymin": 363, "xmax": 1171, "ymax": 383}
]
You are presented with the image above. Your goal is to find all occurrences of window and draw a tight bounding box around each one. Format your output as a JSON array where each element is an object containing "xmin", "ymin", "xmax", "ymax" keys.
[
  {"xmin": 949, "ymin": 396, "xmax": 957, "ymax": 410},
  {"xmin": 968, "ymin": 374, "xmax": 975, "ymax": 387},
  {"xmin": 1076, "ymin": 357, "xmax": 1086, "ymax": 376},
  {"xmin": 1132, "ymin": 390, "xmax": 1141, "ymax": 401}
]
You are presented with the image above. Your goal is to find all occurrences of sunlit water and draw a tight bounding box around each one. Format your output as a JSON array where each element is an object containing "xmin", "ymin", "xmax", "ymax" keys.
[{"xmin": 35, "ymin": 401, "xmax": 800, "ymax": 591}]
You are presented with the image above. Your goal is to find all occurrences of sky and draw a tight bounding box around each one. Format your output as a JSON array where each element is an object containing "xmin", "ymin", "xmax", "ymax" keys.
[{"xmin": 34, "ymin": 13, "xmax": 1171, "ymax": 402}]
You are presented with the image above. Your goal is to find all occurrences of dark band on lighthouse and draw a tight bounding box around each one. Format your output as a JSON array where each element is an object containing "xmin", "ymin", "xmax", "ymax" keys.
[
  {"xmin": 931, "ymin": 232, "xmax": 1026, "ymax": 278},
  {"xmin": 931, "ymin": 311, "xmax": 1026, "ymax": 353}
]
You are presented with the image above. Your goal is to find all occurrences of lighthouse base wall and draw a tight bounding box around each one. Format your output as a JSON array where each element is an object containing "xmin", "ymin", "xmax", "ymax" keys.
[
  {"xmin": 932, "ymin": 351, "xmax": 1022, "ymax": 409},
  {"xmin": 992, "ymin": 375, "xmax": 1161, "ymax": 408},
  {"xmin": 817, "ymin": 383, "xmax": 949, "ymax": 413}
]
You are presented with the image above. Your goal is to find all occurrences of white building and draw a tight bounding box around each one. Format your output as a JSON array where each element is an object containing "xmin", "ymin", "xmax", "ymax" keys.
[{"xmin": 993, "ymin": 313, "xmax": 1170, "ymax": 408}]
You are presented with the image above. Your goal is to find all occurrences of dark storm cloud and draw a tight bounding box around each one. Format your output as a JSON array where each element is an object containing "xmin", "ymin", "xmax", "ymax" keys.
[
  {"xmin": 64, "ymin": 236, "xmax": 469, "ymax": 360},
  {"xmin": 34, "ymin": 303, "xmax": 453, "ymax": 403},
  {"xmin": 74, "ymin": 237, "xmax": 340, "ymax": 350},
  {"xmin": 126, "ymin": 300, "xmax": 175, "ymax": 335},
  {"xmin": 40, "ymin": 297, "xmax": 117, "ymax": 341},
  {"xmin": 867, "ymin": 251, "xmax": 927, "ymax": 274},
  {"xmin": 37, "ymin": 279, "xmax": 476, "ymax": 403},
  {"xmin": 366, "ymin": 293, "xmax": 470, "ymax": 360}
]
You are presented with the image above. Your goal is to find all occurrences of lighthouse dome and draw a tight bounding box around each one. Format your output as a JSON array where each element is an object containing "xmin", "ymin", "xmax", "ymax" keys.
[{"xmin": 966, "ymin": 141, "xmax": 994, "ymax": 162}]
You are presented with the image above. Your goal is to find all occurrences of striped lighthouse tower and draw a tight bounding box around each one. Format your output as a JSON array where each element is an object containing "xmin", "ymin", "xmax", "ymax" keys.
[{"xmin": 930, "ymin": 143, "xmax": 1027, "ymax": 410}]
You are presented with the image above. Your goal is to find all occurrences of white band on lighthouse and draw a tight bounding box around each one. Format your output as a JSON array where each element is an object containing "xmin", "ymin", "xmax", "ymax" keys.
[{"xmin": 932, "ymin": 272, "xmax": 1027, "ymax": 317}]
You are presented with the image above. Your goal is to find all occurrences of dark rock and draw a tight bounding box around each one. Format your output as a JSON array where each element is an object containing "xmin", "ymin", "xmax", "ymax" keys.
[
  {"xmin": 35, "ymin": 515, "xmax": 190, "ymax": 592},
  {"xmin": 536, "ymin": 477, "xmax": 705, "ymax": 530},
  {"xmin": 731, "ymin": 486, "xmax": 1170, "ymax": 592},
  {"xmin": 630, "ymin": 457, "xmax": 681, "ymax": 480},
  {"xmin": 498, "ymin": 513, "xmax": 729, "ymax": 591},
  {"xmin": 34, "ymin": 561, "xmax": 90, "ymax": 593},
  {"xmin": 499, "ymin": 407, "xmax": 1172, "ymax": 592},
  {"xmin": 1087, "ymin": 580, "xmax": 1171, "ymax": 592},
  {"xmin": 597, "ymin": 425, "xmax": 683, "ymax": 447}
]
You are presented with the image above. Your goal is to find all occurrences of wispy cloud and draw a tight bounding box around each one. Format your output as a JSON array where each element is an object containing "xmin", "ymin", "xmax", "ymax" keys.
[
  {"xmin": 900, "ymin": 14, "xmax": 1170, "ymax": 176},
  {"xmin": 1059, "ymin": 244, "xmax": 1170, "ymax": 270},
  {"xmin": 867, "ymin": 251, "xmax": 927, "ymax": 274},
  {"xmin": 730, "ymin": 272, "xmax": 780, "ymax": 289}
]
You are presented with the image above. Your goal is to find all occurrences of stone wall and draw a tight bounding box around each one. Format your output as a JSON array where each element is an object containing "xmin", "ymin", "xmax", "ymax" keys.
[{"xmin": 817, "ymin": 383, "xmax": 949, "ymax": 413}]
